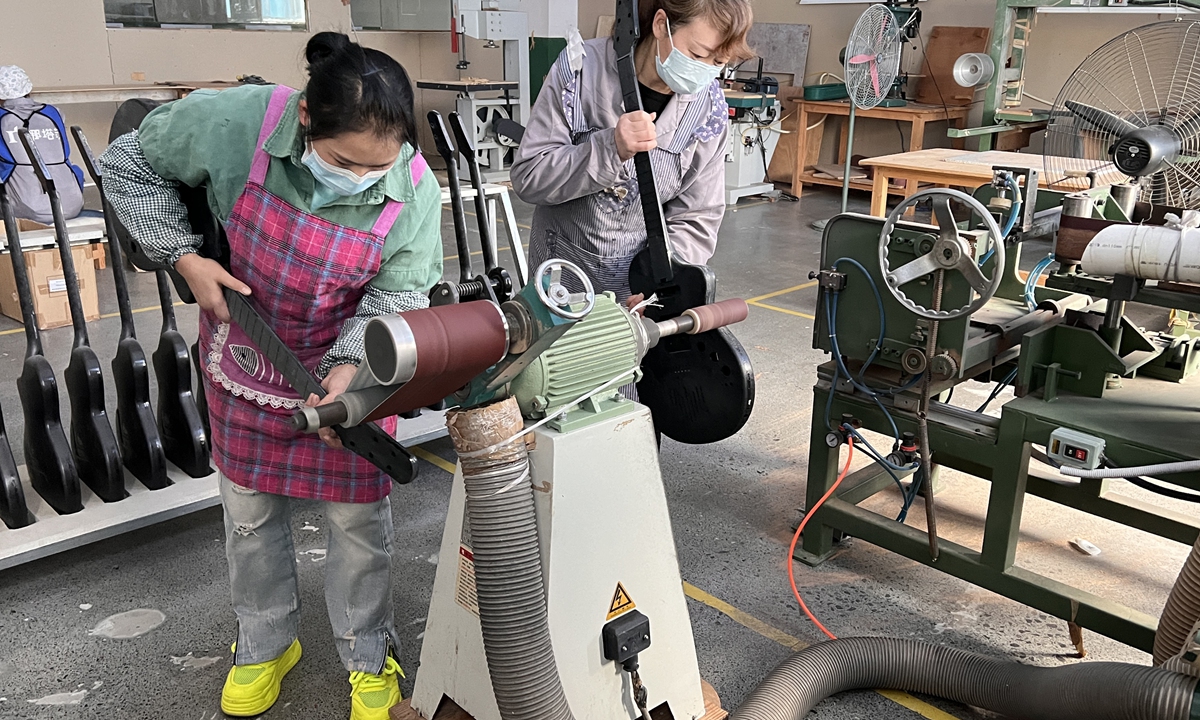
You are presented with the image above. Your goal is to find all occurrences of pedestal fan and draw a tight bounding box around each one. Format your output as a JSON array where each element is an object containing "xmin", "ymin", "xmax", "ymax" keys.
[{"xmin": 813, "ymin": 4, "xmax": 903, "ymax": 231}]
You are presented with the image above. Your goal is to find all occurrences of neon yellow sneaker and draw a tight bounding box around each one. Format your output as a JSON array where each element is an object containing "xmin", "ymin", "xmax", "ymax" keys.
[
  {"xmin": 349, "ymin": 656, "xmax": 404, "ymax": 720},
  {"xmin": 220, "ymin": 639, "xmax": 302, "ymax": 717}
]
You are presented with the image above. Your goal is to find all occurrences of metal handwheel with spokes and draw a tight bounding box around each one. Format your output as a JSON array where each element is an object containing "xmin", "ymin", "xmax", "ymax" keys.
[
  {"xmin": 534, "ymin": 259, "xmax": 595, "ymax": 320},
  {"xmin": 878, "ymin": 188, "xmax": 1006, "ymax": 321}
]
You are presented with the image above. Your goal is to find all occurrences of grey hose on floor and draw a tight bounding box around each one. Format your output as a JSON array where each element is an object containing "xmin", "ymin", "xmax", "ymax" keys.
[
  {"xmin": 733, "ymin": 637, "xmax": 1200, "ymax": 720},
  {"xmin": 448, "ymin": 399, "xmax": 575, "ymax": 720},
  {"xmin": 1156, "ymin": 533, "xmax": 1200, "ymax": 667}
]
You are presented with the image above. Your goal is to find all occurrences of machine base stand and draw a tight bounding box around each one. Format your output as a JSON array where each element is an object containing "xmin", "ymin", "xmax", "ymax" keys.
[
  {"xmin": 410, "ymin": 405, "xmax": 707, "ymax": 720},
  {"xmin": 391, "ymin": 681, "xmax": 727, "ymax": 720},
  {"xmin": 726, "ymin": 182, "xmax": 777, "ymax": 206}
]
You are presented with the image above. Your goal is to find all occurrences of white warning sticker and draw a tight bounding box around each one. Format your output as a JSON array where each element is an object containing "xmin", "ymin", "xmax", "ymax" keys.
[{"xmin": 455, "ymin": 545, "xmax": 480, "ymax": 617}]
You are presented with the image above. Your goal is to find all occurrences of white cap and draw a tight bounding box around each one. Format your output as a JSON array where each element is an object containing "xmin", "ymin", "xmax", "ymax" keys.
[{"xmin": 0, "ymin": 66, "xmax": 32, "ymax": 100}]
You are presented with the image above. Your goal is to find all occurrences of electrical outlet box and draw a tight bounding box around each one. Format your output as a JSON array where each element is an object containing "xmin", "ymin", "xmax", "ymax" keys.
[
  {"xmin": 1049, "ymin": 428, "xmax": 1105, "ymax": 470},
  {"xmin": 602, "ymin": 610, "xmax": 651, "ymax": 665}
]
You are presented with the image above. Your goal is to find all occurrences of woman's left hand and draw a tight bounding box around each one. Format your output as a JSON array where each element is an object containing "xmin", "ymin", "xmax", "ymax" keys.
[{"xmin": 306, "ymin": 363, "xmax": 358, "ymax": 448}]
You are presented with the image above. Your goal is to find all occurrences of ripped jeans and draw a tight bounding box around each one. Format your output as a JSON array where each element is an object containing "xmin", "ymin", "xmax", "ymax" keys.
[{"xmin": 219, "ymin": 472, "xmax": 397, "ymax": 673}]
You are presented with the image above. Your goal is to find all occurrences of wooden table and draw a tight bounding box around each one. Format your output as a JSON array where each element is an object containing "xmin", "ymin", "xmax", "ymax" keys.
[
  {"xmin": 859, "ymin": 148, "xmax": 1084, "ymax": 217},
  {"xmin": 789, "ymin": 99, "xmax": 971, "ymax": 199},
  {"xmin": 29, "ymin": 81, "xmax": 240, "ymax": 105}
]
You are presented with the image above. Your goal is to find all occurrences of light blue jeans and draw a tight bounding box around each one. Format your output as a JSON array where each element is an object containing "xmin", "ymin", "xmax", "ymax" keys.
[{"xmin": 219, "ymin": 473, "xmax": 397, "ymax": 673}]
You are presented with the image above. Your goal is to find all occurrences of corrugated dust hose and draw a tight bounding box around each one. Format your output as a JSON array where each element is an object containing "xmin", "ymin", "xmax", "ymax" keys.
[{"xmin": 447, "ymin": 397, "xmax": 576, "ymax": 720}]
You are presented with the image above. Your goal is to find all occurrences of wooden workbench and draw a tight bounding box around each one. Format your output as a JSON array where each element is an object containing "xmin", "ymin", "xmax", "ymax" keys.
[
  {"xmin": 788, "ymin": 99, "xmax": 971, "ymax": 199},
  {"xmin": 859, "ymin": 148, "xmax": 1104, "ymax": 216}
]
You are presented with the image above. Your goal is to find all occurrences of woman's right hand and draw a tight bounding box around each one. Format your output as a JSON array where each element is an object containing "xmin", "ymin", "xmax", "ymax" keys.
[
  {"xmin": 615, "ymin": 110, "xmax": 658, "ymax": 162},
  {"xmin": 174, "ymin": 253, "xmax": 251, "ymax": 323}
]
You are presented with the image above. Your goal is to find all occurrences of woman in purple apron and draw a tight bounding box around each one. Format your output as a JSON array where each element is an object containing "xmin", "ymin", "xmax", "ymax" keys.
[{"xmin": 101, "ymin": 33, "xmax": 443, "ymax": 720}]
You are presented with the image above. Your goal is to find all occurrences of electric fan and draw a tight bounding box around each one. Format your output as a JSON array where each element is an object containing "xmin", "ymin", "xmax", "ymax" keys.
[
  {"xmin": 813, "ymin": 4, "xmax": 902, "ymax": 230},
  {"xmin": 1044, "ymin": 20, "xmax": 1200, "ymax": 210}
]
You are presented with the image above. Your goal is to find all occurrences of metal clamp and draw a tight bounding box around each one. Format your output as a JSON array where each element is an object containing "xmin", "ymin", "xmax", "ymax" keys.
[
  {"xmin": 534, "ymin": 259, "xmax": 595, "ymax": 320},
  {"xmin": 879, "ymin": 188, "xmax": 1006, "ymax": 321}
]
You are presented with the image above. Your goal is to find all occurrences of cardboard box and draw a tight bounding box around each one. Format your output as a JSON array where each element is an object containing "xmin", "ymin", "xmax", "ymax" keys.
[{"xmin": 0, "ymin": 242, "xmax": 106, "ymax": 330}]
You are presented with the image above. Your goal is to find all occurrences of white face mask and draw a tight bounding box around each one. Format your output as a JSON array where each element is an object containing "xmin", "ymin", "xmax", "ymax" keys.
[
  {"xmin": 654, "ymin": 18, "xmax": 723, "ymax": 96},
  {"xmin": 302, "ymin": 141, "xmax": 392, "ymax": 201}
]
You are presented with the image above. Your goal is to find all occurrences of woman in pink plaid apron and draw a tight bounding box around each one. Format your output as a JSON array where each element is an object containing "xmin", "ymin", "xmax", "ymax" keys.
[{"xmin": 100, "ymin": 33, "xmax": 442, "ymax": 720}]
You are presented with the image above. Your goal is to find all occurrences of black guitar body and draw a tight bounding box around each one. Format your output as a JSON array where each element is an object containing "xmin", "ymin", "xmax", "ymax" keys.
[
  {"xmin": 64, "ymin": 347, "xmax": 128, "ymax": 501},
  {"xmin": 111, "ymin": 337, "xmax": 170, "ymax": 489},
  {"xmin": 153, "ymin": 272, "xmax": 213, "ymax": 479},
  {"xmin": 1, "ymin": 182, "xmax": 77, "ymax": 516},
  {"xmin": 72, "ymin": 125, "xmax": 170, "ymax": 491},
  {"xmin": 0, "ymin": 401, "xmax": 30, "ymax": 528},
  {"xmin": 629, "ymin": 257, "xmax": 755, "ymax": 444},
  {"xmin": 17, "ymin": 359, "xmax": 81, "ymax": 514},
  {"xmin": 191, "ymin": 341, "xmax": 211, "ymax": 438},
  {"xmin": 17, "ymin": 128, "xmax": 127, "ymax": 503},
  {"xmin": 615, "ymin": 0, "xmax": 755, "ymax": 445}
]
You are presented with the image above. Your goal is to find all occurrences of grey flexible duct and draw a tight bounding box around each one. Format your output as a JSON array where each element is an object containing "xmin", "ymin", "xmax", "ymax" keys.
[
  {"xmin": 733, "ymin": 637, "xmax": 1199, "ymax": 720},
  {"xmin": 448, "ymin": 399, "xmax": 575, "ymax": 720},
  {"xmin": 1156, "ymin": 533, "xmax": 1200, "ymax": 667}
]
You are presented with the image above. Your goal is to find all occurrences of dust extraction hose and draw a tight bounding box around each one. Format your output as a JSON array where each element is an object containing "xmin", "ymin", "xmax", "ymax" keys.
[
  {"xmin": 734, "ymin": 637, "xmax": 1199, "ymax": 720},
  {"xmin": 446, "ymin": 397, "xmax": 575, "ymax": 720},
  {"xmin": 1156, "ymin": 533, "xmax": 1200, "ymax": 667}
]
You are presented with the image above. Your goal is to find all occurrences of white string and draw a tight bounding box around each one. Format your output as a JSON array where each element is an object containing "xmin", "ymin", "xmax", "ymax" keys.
[{"xmin": 633, "ymin": 292, "xmax": 662, "ymax": 314}]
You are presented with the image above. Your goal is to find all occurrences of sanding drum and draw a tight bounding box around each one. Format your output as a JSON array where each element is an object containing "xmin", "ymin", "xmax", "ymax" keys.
[
  {"xmin": 292, "ymin": 301, "xmax": 508, "ymax": 432},
  {"xmin": 292, "ymin": 298, "xmax": 751, "ymax": 433}
]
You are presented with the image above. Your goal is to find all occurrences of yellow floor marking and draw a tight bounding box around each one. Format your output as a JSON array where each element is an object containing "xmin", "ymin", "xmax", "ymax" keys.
[
  {"xmin": 407, "ymin": 450, "xmax": 962, "ymax": 720},
  {"xmin": 747, "ymin": 281, "xmax": 818, "ymax": 304},
  {"xmin": 0, "ymin": 301, "xmax": 186, "ymax": 336},
  {"xmin": 444, "ymin": 249, "xmax": 486, "ymax": 262},
  {"xmin": 683, "ymin": 582, "xmax": 806, "ymax": 651},
  {"xmin": 684, "ymin": 581, "xmax": 962, "ymax": 720},
  {"xmin": 412, "ymin": 446, "xmax": 456, "ymax": 474},
  {"xmin": 748, "ymin": 300, "xmax": 816, "ymax": 320},
  {"xmin": 729, "ymin": 199, "xmax": 771, "ymax": 211}
]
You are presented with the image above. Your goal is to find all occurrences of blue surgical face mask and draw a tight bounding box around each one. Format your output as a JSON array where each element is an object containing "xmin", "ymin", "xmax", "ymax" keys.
[
  {"xmin": 654, "ymin": 19, "xmax": 723, "ymax": 96},
  {"xmin": 302, "ymin": 141, "xmax": 392, "ymax": 209}
]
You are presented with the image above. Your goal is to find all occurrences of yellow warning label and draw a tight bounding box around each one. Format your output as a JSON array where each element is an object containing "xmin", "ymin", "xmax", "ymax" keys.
[{"xmin": 606, "ymin": 582, "xmax": 636, "ymax": 620}]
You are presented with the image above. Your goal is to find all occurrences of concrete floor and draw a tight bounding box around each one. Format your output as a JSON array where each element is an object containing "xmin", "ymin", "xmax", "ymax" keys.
[{"xmin": 0, "ymin": 184, "xmax": 1196, "ymax": 720}]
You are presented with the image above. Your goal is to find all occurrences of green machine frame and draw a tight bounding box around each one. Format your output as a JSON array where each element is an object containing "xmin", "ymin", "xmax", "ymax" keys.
[{"xmin": 800, "ymin": 188, "xmax": 1200, "ymax": 653}]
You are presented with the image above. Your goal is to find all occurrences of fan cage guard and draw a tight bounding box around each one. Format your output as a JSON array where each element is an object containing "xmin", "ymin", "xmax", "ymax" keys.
[
  {"xmin": 1044, "ymin": 20, "xmax": 1200, "ymax": 210},
  {"xmin": 844, "ymin": 4, "xmax": 903, "ymax": 111}
]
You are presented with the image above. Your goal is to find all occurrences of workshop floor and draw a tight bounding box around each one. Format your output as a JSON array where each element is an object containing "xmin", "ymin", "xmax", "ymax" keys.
[{"xmin": 0, "ymin": 184, "xmax": 1195, "ymax": 720}]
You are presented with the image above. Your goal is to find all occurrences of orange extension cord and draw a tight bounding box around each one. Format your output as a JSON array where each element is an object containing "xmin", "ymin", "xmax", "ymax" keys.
[{"xmin": 788, "ymin": 436, "xmax": 854, "ymax": 641}]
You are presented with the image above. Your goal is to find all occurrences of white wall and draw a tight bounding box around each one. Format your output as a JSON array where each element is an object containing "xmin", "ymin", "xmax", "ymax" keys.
[
  {"xmin": 0, "ymin": 0, "xmax": 502, "ymax": 153},
  {"xmin": 1, "ymin": 1, "xmax": 1190, "ymax": 162}
]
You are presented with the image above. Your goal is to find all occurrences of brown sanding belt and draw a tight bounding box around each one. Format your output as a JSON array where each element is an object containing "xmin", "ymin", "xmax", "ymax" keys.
[
  {"xmin": 684, "ymin": 299, "xmax": 749, "ymax": 333},
  {"xmin": 363, "ymin": 300, "xmax": 509, "ymax": 422}
]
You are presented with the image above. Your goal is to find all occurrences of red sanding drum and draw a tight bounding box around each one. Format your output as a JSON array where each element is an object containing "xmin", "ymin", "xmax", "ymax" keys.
[{"xmin": 363, "ymin": 301, "xmax": 508, "ymax": 421}]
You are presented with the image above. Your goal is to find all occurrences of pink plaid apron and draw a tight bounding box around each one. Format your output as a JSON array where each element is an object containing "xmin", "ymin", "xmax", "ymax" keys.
[{"xmin": 199, "ymin": 85, "xmax": 428, "ymax": 503}]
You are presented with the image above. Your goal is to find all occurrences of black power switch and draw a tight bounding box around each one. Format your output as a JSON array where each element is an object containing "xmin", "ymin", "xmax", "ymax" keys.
[{"xmin": 602, "ymin": 610, "xmax": 651, "ymax": 665}]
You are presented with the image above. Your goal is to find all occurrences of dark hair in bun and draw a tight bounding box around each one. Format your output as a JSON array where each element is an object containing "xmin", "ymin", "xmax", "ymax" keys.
[{"xmin": 303, "ymin": 31, "xmax": 418, "ymax": 148}]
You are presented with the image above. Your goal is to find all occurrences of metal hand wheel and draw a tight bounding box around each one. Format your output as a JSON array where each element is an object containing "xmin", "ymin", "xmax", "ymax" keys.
[
  {"xmin": 879, "ymin": 188, "xmax": 1006, "ymax": 321},
  {"xmin": 534, "ymin": 259, "xmax": 595, "ymax": 320}
]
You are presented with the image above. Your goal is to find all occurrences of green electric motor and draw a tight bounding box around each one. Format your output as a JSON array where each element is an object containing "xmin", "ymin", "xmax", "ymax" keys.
[{"xmin": 511, "ymin": 292, "xmax": 642, "ymax": 420}]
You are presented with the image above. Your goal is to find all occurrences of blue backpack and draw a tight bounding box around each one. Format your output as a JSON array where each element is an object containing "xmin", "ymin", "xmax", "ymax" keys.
[{"xmin": 0, "ymin": 101, "xmax": 85, "ymax": 224}]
